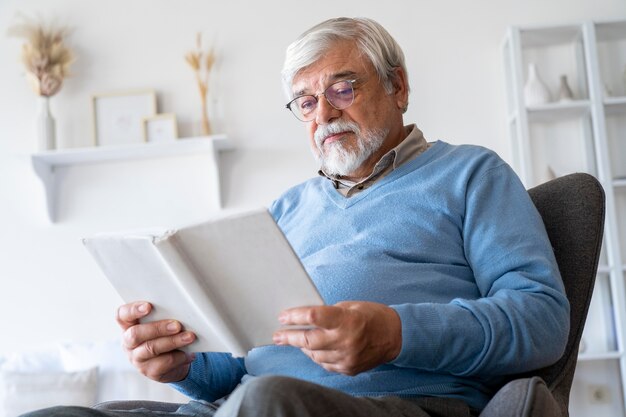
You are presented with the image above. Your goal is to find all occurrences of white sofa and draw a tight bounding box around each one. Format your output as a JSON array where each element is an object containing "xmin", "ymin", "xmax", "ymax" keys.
[{"xmin": 0, "ymin": 339, "xmax": 188, "ymax": 417}]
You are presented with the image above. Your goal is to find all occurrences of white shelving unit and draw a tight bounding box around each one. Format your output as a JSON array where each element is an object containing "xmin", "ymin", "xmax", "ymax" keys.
[
  {"xmin": 503, "ymin": 20, "xmax": 626, "ymax": 416},
  {"xmin": 31, "ymin": 135, "xmax": 234, "ymax": 222}
]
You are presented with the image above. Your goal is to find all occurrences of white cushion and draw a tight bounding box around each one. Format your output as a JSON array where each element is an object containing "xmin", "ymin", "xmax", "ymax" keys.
[
  {"xmin": 0, "ymin": 367, "xmax": 98, "ymax": 416},
  {"xmin": 0, "ymin": 345, "xmax": 64, "ymax": 373}
]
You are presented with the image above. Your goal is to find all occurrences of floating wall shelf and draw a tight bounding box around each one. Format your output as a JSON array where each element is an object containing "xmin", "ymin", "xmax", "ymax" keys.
[{"xmin": 31, "ymin": 135, "xmax": 234, "ymax": 222}]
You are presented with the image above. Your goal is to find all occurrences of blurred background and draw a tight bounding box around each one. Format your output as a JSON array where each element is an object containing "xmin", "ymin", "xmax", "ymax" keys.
[{"xmin": 0, "ymin": 0, "xmax": 624, "ymax": 413}]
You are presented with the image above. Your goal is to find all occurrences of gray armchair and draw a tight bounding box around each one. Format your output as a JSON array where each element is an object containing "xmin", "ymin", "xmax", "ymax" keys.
[
  {"xmin": 96, "ymin": 173, "xmax": 606, "ymax": 417},
  {"xmin": 481, "ymin": 172, "xmax": 605, "ymax": 416}
]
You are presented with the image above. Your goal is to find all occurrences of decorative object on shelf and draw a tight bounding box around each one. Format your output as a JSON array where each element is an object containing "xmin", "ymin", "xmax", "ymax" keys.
[
  {"xmin": 37, "ymin": 96, "xmax": 55, "ymax": 151},
  {"xmin": 524, "ymin": 63, "xmax": 552, "ymax": 106},
  {"xmin": 142, "ymin": 113, "xmax": 179, "ymax": 143},
  {"xmin": 558, "ymin": 75, "xmax": 574, "ymax": 101},
  {"xmin": 185, "ymin": 33, "xmax": 216, "ymax": 136},
  {"xmin": 8, "ymin": 13, "xmax": 74, "ymax": 151},
  {"xmin": 92, "ymin": 90, "xmax": 157, "ymax": 146}
]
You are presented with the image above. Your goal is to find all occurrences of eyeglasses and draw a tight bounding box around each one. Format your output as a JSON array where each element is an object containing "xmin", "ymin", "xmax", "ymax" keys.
[{"xmin": 285, "ymin": 79, "xmax": 357, "ymax": 122}]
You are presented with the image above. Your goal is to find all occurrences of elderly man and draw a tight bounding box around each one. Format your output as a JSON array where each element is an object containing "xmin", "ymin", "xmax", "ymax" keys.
[{"xmin": 25, "ymin": 17, "xmax": 569, "ymax": 417}]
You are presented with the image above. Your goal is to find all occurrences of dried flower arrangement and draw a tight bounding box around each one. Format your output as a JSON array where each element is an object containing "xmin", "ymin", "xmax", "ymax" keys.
[
  {"xmin": 7, "ymin": 14, "xmax": 74, "ymax": 97},
  {"xmin": 185, "ymin": 33, "xmax": 216, "ymax": 135}
]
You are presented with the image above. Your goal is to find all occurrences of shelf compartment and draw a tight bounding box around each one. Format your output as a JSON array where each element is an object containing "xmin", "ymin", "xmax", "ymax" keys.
[
  {"xmin": 580, "ymin": 273, "xmax": 618, "ymax": 355},
  {"xmin": 527, "ymin": 115, "xmax": 597, "ymax": 185},
  {"xmin": 520, "ymin": 24, "xmax": 589, "ymax": 104},
  {"xmin": 595, "ymin": 20, "xmax": 626, "ymax": 98},
  {"xmin": 604, "ymin": 108, "xmax": 626, "ymax": 179},
  {"xmin": 31, "ymin": 135, "xmax": 233, "ymax": 222},
  {"xmin": 570, "ymin": 359, "xmax": 625, "ymax": 417}
]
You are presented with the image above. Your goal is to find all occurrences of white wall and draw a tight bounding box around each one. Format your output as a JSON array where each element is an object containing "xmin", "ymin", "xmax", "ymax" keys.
[{"xmin": 0, "ymin": 0, "xmax": 624, "ymax": 355}]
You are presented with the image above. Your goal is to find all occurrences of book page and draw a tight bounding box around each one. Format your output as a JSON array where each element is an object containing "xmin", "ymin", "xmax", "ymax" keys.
[
  {"xmin": 84, "ymin": 208, "xmax": 324, "ymax": 357},
  {"xmin": 174, "ymin": 209, "xmax": 324, "ymax": 351},
  {"xmin": 83, "ymin": 234, "xmax": 231, "ymax": 354}
]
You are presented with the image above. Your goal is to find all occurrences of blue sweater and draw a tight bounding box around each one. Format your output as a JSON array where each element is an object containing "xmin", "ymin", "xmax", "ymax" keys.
[{"xmin": 172, "ymin": 141, "xmax": 570, "ymax": 410}]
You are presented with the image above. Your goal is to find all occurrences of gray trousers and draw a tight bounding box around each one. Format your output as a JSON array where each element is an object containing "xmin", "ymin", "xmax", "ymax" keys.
[{"xmin": 22, "ymin": 376, "xmax": 475, "ymax": 417}]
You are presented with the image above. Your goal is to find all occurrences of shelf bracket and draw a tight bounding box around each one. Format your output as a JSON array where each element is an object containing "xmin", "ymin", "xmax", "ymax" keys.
[{"xmin": 31, "ymin": 156, "xmax": 58, "ymax": 222}]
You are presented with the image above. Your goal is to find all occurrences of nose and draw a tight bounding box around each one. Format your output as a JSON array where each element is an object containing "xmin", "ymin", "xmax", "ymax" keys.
[{"xmin": 315, "ymin": 95, "xmax": 341, "ymax": 125}]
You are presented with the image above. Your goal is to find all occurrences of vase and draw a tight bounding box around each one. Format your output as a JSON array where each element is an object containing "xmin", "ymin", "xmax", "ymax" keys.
[
  {"xmin": 37, "ymin": 96, "xmax": 56, "ymax": 151},
  {"xmin": 524, "ymin": 63, "xmax": 552, "ymax": 106},
  {"xmin": 558, "ymin": 75, "xmax": 574, "ymax": 101}
]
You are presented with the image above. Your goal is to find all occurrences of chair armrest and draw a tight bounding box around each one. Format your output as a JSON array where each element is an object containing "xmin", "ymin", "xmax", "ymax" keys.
[
  {"xmin": 479, "ymin": 377, "xmax": 561, "ymax": 417},
  {"xmin": 93, "ymin": 401, "xmax": 182, "ymax": 412}
]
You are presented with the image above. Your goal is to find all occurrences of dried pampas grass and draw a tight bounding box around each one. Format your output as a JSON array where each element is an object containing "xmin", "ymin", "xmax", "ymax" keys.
[
  {"xmin": 7, "ymin": 13, "xmax": 74, "ymax": 97},
  {"xmin": 185, "ymin": 33, "xmax": 216, "ymax": 135}
]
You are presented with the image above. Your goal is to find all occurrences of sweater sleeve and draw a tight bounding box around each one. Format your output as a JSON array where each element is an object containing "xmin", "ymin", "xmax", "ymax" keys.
[
  {"xmin": 390, "ymin": 163, "xmax": 570, "ymax": 376},
  {"xmin": 169, "ymin": 352, "xmax": 246, "ymax": 402}
]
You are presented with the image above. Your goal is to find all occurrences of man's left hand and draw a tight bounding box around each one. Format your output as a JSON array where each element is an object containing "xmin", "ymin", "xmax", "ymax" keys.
[{"xmin": 272, "ymin": 301, "xmax": 402, "ymax": 376}]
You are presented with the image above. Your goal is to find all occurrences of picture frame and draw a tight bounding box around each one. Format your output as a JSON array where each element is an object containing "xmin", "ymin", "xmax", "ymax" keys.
[
  {"xmin": 92, "ymin": 89, "xmax": 157, "ymax": 146},
  {"xmin": 142, "ymin": 113, "xmax": 179, "ymax": 143}
]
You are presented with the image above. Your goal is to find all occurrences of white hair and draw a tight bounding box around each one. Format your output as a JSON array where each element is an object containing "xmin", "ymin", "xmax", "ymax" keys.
[{"xmin": 282, "ymin": 17, "xmax": 410, "ymax": 109}]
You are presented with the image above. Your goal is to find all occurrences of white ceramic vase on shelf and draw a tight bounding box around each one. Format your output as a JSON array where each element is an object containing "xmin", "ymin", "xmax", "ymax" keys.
[
  {"xmin": 524, "ymin": 63, "xmax": 552, "ymax": 107},
  {"xmin": 37, "ymin": 96, "xmax": 56, "ymax": 151}
]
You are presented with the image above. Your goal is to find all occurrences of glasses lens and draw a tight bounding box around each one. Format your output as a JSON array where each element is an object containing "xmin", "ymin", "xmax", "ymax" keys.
[
  {"xmin": 291, "ymin": 95, "xmax": 317, "ymax": 121},
  {"xmin": 286, "ymin": 80, "xmax": 355, "ymax": 122},
  {"xmin": 325, "ymin": 80, "xmax": 354, "ymax": 110}
]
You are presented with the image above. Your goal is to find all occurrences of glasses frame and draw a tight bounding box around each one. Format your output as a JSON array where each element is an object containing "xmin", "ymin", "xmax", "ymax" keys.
[{"xmin": 285, "ymin": 79, "xmax": 358, "ymax": 122}]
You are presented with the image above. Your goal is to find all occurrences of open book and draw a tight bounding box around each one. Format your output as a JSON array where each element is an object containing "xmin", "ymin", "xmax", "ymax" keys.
[{"xmin": 83, "ymin": 208, "xmax": 324, "ymax": 357}]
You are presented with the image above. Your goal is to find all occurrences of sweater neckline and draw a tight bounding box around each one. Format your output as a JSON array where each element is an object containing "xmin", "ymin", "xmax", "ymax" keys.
[{"xmin": 322, "ymin": 140, "xmax": 447, "ymax": 209}]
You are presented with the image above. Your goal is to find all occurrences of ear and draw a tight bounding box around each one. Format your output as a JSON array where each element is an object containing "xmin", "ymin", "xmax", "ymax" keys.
[{"xmin": 390, "ymin": 67, "xmax": 409, "ymax": 112}]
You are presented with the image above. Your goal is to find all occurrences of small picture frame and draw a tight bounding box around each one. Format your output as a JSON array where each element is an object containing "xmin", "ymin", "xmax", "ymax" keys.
[
  {"xmin": 92, "ymin": 89, "xmax": 157, "ymax": 146},
  {"xmin": 142, "ymin": 113, "xmax": 179, "ymax": 143}
]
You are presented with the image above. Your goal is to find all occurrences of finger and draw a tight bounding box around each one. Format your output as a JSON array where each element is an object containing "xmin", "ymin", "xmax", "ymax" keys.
[
  {"xmin": 300, "ymin": 349, "xmax": 356, "ymax": 376},
  {"xmin": 123, "ymin": 319, "xmax": 185, "ymax": 350},
  {"xmin": 273, "ymin": 327, "xmax": 332, "ymax": 350},
  {"xmin": 138, "ymin": 350, "xmax": 195, "ymax": 383},
  {"xmin": 278, "ymin": 305, "xmax": 345, "ymax": 329},
  {"xmin": 132, "ymin": 331, "xmax": 196, "ymax": 363},
  {"xmin": 300, "ymin": 348, "xmax": 343, "ymax": 365},
  {"xmin": 116, "ymin": 302, "xmax": 152, "ymax": 330}
]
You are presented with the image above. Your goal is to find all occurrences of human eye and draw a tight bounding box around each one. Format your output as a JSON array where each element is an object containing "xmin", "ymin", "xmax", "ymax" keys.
[
  {"xmin": 297, "ymin": 96, "xmax": 317, "ymax": 113},
  {"xmin": 330, "ymin": 81, "xmax": 353, "ymax": 97}
]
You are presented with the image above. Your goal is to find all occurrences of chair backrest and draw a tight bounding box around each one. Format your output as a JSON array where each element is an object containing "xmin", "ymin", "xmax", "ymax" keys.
[{"xmin": 523, "ymin": 172, "xmax": 605, "ymax": 416}]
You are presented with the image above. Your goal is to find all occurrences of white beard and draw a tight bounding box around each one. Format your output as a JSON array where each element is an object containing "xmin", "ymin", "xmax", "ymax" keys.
[{"xmin": 313, "ymin": 121, "xmax": 388, "ymax": 177}]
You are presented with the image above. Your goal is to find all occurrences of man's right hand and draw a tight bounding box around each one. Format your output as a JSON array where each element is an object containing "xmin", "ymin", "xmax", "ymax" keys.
[{"xmin": 116, "ymin": 301, "xmax": 196, "ymax": 383}]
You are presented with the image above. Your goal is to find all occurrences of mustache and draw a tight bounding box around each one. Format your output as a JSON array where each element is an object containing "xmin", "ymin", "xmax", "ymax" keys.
[{"xmin": 314, "ymin": 121, "xmax": 360, "ymax": 147}]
